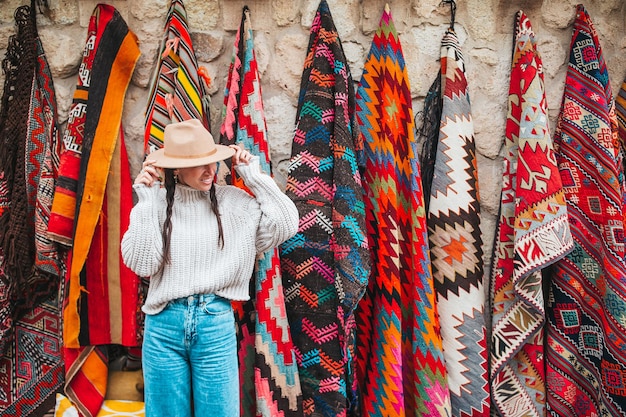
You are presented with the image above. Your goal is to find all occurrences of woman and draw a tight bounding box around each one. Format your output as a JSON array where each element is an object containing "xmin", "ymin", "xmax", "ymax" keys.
[{"xmin": 121, "ymin": 118, "xmax": 299, "ymax": 417}]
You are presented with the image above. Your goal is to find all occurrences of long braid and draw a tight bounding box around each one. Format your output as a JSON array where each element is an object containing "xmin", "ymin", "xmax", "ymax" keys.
[
  {"xmin": 209, "ymin": 185, "xmax": 224, "ymax": 248},
  {"xmin": 159, "ymin": 169, "xmax": 176, "ymax": 271}
]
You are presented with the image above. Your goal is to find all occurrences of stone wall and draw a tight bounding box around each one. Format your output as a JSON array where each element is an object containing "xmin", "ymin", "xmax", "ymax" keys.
[{"xmin": 1, "ymin": 0, "xmax": 625, "ymax": 267}]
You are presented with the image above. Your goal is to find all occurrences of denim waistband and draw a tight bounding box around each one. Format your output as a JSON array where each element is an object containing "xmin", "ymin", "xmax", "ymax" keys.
[{"xmin": 170, "ymin": 293, "xmax": 220, "ymax": 306}]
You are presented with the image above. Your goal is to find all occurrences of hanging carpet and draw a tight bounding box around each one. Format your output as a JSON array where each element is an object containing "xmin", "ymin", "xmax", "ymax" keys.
[
  {"xmin": 0, "ymin": 296, "xmax": 63, "ymax": 416},
  {"xmin": 547, "ymin": 4, "xmax": 626, "ymax": 416},
  {"xmin": 354, "ymin": 5, "xmax": 451, "ymax": 417},
  {"xmin": 47, "ymin": 4, "xmax": 140, "ymax": 416},
  {"xmin": 490, "ymin": 11, "xmax": 574, "ymax": 417},
  {"xmin": 220, "ymin": 6, "xmax": 302, "ymax": 417},
  {"xmin": 144, "ymin": 0, "xmax": 211, "ymax": 154},
  {"xmin": 279, "ymin": 1, "xmax": 370, "ymax": 415},
  {"xmin": 0, "ymin": 0, "xmax": 63, "ymax": 356},
  {"xmin": 0, "ymin": 2, "xmax": 64, "ymax": 414},
  {"xmin": 421, "ymin": 27, "xmax": 489, "ymax": 417}
]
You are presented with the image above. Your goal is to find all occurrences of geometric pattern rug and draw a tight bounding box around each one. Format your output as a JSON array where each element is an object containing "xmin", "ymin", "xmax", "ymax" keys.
[
  {"xmin": 547, "ymin": 5, "xmax": 626, "ymax": 416},
  {"xmin": 427, "ymin": 27, "xmax": 489, "ymax": 417},
  {"xmin": 220, "ymin": 6, "xmax": 302, "ymax": 416},
  {"xmin": 355, "ymin": 5, "xmax": 450, "ymax": 415},
  {"xmin": 0, "ymin": 295, "xmax": 63, "ymax": 416},
  {"xmin": 490, "ymin": 11, "xmax": 573, "ymax": 416}
]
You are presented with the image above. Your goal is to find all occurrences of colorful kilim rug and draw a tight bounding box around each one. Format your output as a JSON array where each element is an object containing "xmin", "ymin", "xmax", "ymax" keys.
[
  {"xmin": 48, "ymin": 5, "xmax": 140, "ymax": 416},
  {"xmin": 0, "ymin": 1, "xmax": 63, "ymax": 356},
  {"xmin": 422, "ymin": 28, "xmax": 489, "ymax": 417},
  {"xmin": 0, "ymin": 295, "xmax": 63, "ymax": 416},
  {"xmin": 0, "ymin": 4, "xmax": 64, "ymax": 415},
  {"xmin": 490, "ymin": 11, "xmax": 574, "ymax": 417},
  {"xmin": 144, "ymin": 0, "xmax": 210, "ymax": 154},
  {"xmin": 354, "ymin": 5, "xmax": 451, "ymax": 416},
  {"xmin": 547, "ymin": 4, "xmax": 626, "ymax": 416},
  {"xmin": 220, "ymin": 6, "xmax": 302, "ymax": 417},
  {"xmin": 28, "ymin": 9, "xmax": 64, "ymax": 283},
  {"xmin": 279, "ymin": 1, "xmax": 370, "ymax": 415}
]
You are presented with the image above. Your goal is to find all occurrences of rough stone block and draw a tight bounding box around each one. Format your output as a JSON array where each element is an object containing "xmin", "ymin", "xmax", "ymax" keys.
[
  {"xmin": 39, "ymin": 27, "xmax": 84, "ymax": 78},
  {"xmin": 0, "ymin": 0, "xmax": 24, "ymax": 24},
  {"xmin": 269, "ymin": 32, "xmax": 308, "ymax": 96},
  {"xmin": 192, "ymin": 31, "xmax": 224, "ymax": 62},
  {"xmin": 272, "ymin": 0, "xmax": 301, "ymax": 27},
  {"xmin": 186, "ymin": 0, "xmax": 219, "ymax": 31},
  {"xmin": 465, "ymin": 0, "xmax": 496, "ymax": 42}
]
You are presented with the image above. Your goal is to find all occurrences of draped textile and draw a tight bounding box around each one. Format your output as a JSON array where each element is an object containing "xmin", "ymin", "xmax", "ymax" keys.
[
  {"xmin": 0, "ymin": 295, "xmax": 63, "ymax": 416},
  {"xmin": 490, "ymin": 11, "xmax": 574, "ymax": 417},
  {"xmin": 0, "ymin": 2, "xmax": 63, "ymax": 356},
  {"xmin": 0, "ymin": 6, "xmax": 64, "ymax": 414},
  {"xmin": 279, "ymin": 1, "xmax": 370, "ymax": 415},
  {"xmin": 547, "ymin": 4, "xmax": 626, "ymax": 416},
  {"xmin": 48, "ymin": 5, "xmax": 140, "ymax": 416},
  {"xmin": 220, "ymin": 6, "xmax": 302, "ymax": 416},
  {"xmin": 354, "ymin": 6, "xmax": 450, "ymax": 416},
  {"xmin": 416, "ymin": 78, "xmax": 442, "ymax": 209},
  {"xmin": 422, "ymin": 28, "xmax": 489, "ymax": 417},
  {"xmin": 144, "ymin": 0, "xmax": 210, "ymax": 154}
]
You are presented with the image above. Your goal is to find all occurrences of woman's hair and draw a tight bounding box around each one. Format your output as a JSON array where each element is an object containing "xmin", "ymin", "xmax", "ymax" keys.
[{"xmin": 158, "ymin": 168, "xmax": 225, "ymax": 272}]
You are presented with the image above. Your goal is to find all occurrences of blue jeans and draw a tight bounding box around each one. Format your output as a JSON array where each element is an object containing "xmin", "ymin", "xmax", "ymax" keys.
[{"xmin": 142, "ymin": 294, "xmax": 238, "ymax": 417}]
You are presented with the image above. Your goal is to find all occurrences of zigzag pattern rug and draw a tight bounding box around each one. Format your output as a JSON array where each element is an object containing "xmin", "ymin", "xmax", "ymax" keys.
[
  {"xmin": 490, "ymin": 11, "xmax": 573, "ymax": 417},
  {"xmin": 354, "ymin": 5, "xmax": 450, "ymax": 416},
  {"xmin": 280, "ymin": 1, "xmax": 370, "ymax": 415},
  {"xmin": 220, "ymin": 6, "xmax": 302, "ymax": 416},
  {"xmin": 144, "ymin": 0, "xmax": 210, "ymax": 154},
  {"xmin": 547, "ymin": 5, "xmax": 626, "ymax": 416},
  {"xmin": 423, "ymin": 28, "xmax": 489, "ymax": 417}
]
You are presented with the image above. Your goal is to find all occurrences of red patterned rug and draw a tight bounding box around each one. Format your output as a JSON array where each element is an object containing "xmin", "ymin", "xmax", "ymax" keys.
[{"xmin": 0, "ymin": 295, "xmax": 63, "ymax": 416}]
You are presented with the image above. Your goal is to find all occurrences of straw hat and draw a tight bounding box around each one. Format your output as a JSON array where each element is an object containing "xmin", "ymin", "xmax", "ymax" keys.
[{"xmin": 147, "ymin": 119, "xmax": 235, "ymax": 168}]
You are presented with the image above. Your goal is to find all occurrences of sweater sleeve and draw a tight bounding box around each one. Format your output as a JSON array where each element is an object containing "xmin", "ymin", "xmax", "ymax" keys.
[
  {"xmin": 235, "ymin": 156, "xmax": 299, "ymax": 254},
  {"xmin": 121, "ymin": 183, "xmax": 165, "ymax": 277}
]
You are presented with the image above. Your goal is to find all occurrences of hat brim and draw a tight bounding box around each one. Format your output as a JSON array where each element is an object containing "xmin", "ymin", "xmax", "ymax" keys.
[{"xmin": 147, "ymin": 144, "xmax": 236, "ymax": 168}]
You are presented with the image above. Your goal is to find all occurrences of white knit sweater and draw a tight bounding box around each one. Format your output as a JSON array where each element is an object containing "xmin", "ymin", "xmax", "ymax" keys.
[{"xmin": 121, "ymin": 156, "xmax": 299, "ymax": 315}]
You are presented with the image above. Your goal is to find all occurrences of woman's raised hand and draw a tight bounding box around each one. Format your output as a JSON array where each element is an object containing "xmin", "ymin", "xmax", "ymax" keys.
[
  {"xmin": 135, "ymin": 159, "xmax": 161, "ymax": 187},
  {"xmin": 229, "ymin": 144, "xmax": 252, "ymax": 166}
]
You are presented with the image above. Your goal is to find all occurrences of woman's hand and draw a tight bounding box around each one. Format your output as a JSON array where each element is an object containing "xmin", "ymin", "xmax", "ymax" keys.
[
  {"xmin": 229, "ymin": 144, "xmax": 252, "ymax": 166},
  {"xmin": 135, "ymin": 159, "xmax": 161, "ymax": 187}
]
